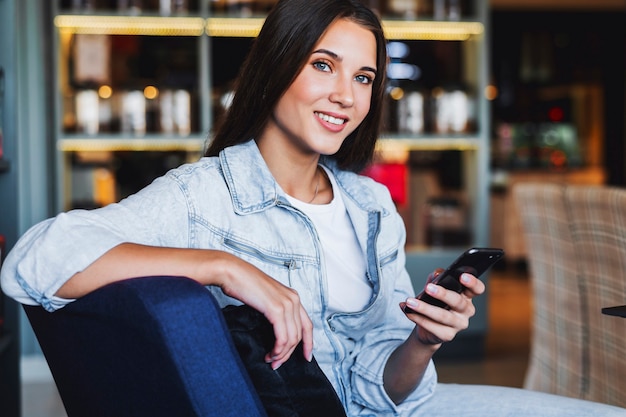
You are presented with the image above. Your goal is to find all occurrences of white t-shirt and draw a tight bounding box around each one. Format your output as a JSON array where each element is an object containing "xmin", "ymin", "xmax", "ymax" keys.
[{"xmin": 286, "ymin": 167, "xmax": 372, "ymax": 313}]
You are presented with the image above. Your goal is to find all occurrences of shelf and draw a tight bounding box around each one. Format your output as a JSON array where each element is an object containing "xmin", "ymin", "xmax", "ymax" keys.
[
  {"xmin": 207, "ymin": 16, "xmax": 484, "ymax": 40},
  {"xmin": 54, "ymin": 15, "xmax": 206, "ymax": 36},
  {"xmin": 378, "ymin": 134, "xmax": 482, "ymax": 151},
  {"xmin": 381, "ymin": 19, "xmax": 484, "ymax": 41},
  {"xmin": 58, "ymin": 135, "xmax": 207, "ymax": 152},
  {"xmin": 56, "ymin": 135, "xmax": 480, "ymax": 153},
  {"xmin": 206, "ymin": 16, "xmax": 265, "ymax": 37},
  {"xmin": 53, "ymin": 14, "xmax": 484, "ymax": 41}
]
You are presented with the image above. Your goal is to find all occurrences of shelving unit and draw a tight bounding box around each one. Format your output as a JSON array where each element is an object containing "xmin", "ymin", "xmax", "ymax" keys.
[{"xmin": 52, "ymin": 0, "xmax": 491, "ymax": 355}]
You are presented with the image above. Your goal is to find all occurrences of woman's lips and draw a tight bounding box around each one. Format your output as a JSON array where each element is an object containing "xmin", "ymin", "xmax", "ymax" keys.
[{"xmin": 315, "ymin": 111, "xmax": 348, "ymax": 132}]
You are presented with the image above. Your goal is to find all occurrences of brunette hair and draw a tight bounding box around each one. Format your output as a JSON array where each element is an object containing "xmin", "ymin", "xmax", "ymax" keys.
[{"xmin": 205, "ymin": 0, "xmax": 387, "ymax": 173}]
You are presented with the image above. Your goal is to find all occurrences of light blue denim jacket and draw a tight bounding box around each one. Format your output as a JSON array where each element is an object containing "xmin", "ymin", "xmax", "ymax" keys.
[{"xmin": 1, "ymin": 140, "xmax": 436, "ymax": 415}]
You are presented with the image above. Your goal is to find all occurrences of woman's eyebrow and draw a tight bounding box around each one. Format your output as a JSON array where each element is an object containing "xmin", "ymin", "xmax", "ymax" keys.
[{"xmin": 312, "ymin": 48, "xmax": 377, "ymax": 74}]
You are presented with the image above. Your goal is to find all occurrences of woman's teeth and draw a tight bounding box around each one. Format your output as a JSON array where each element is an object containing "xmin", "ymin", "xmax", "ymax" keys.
[{"xmin": 316, "ymin": 112, "xmax": 345, "ymax": 125}]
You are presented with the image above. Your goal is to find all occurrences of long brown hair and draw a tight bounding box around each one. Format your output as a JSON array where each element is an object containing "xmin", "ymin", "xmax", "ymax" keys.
[{"xmin": 205, "ymin": 0, "xmax": 387, "ymax": 173}]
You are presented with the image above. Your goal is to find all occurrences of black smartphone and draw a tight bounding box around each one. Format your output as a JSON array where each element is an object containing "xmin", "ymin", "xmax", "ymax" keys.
[{"xmin": 404, "ymin": 247, "xmax": 505, "ymax": 313}]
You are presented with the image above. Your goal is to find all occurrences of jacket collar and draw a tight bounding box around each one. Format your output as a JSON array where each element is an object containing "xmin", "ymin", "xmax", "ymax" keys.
[
  {"xmin": 219, "ymin": 140, "xmax": 280, "ymax": 215},
  {"xmin": 219, "ymin": 140, "xmax": 385, "ymax": 215}
]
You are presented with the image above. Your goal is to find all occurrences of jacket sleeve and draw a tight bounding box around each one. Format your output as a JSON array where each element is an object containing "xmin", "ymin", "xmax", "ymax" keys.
[{"xmin": 0, "ymin": 174, "xmax": 191, "ymax": 311}]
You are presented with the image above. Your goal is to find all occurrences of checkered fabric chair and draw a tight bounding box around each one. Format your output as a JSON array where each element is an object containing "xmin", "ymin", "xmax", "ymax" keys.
[
  {"xmin": 565, "ymin": 185, "xmax": 626, "ymax": 407},
  {"xmin": 514, "ymin": 183, "xmax": 626, "ymax": 408}
]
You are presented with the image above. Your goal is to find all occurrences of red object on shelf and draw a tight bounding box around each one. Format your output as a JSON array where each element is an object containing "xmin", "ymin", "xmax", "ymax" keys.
[{"xmin": 362, "ymin": 162, "xmax": 408, "ymax": 206}]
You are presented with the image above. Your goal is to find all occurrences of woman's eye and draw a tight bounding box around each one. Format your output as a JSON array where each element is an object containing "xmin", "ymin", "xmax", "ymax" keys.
[
  {"xmin": 313, "ymin": 61, "xmax": 331, "ymax": 72},
  {"xmin": 355, "ymin": 74, "xmax": 373, "ymax": 85}
]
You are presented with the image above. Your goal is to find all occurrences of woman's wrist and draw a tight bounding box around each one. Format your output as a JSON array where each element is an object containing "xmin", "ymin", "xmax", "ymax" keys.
[{"xmin": 412, "ymin": 328, "xmax": 443, "ymax": 350}]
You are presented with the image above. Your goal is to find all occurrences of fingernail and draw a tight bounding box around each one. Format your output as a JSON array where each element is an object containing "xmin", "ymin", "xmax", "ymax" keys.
[
  {"xmin": 307, "ymin": 352, "xmax": 313, "ymax": 362},
  {"xmin": 406, "ymin": 298, "xmax": 419, "ymax": 308},
  {"xmin": 271, "ymin": 361, "xmax": 282, "ymax": 371},
  {"xmin": 427, "ymin": 283, "xmax": 438, "ymax": 294},
  {"xmin": 461, "ymin": 273, "xmax": 471, "ymax": 284}
]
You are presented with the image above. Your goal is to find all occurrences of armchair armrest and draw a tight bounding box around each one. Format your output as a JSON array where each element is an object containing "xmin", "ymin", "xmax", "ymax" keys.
[{"xmin": 24, "ymin": 276, "xmax": 267, "ymax": 417}]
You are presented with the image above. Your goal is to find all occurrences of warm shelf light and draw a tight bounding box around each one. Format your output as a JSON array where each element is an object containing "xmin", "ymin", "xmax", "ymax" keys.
[
  {"xmin": 377, "ymin": 136, "xmax": 481, "ymax": 151},
  {"xmin": 382, "ymin": 20, "xmax": 484, "ymax": 41},
  {"xmin": 53, "ymin": 15, "xmax": 483, "ymax": 40},
  {"xmin": 58, "ymin": 137, "xmax": 207, "ymax": 152},
  {"xmin": 206, "ymin": 17, "xmax": 265, "ymax": 37},
  {"xmin": 207, "ymin": 17, "xmax": 484, "ymax": 40},
  {"xmin": 54, "ymin": 15, "xmax": 206, "ymax": 36}
]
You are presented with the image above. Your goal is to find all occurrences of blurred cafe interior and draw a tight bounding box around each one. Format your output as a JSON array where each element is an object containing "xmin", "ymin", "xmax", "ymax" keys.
[{"xmin": 0, "ymin": 0, "xmax": 625, "ymax": 416}]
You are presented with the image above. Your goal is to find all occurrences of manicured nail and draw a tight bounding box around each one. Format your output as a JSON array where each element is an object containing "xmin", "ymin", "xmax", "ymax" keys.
[
  {"xmin": 427, "ymin": 283, "xmax": 438, "ymax": 294},
  {"xmin": 460, "ymin": 273, "xmax": 471, "ymax": 284},
  {"xmin": 406, "ymin": 298, "xmax": 419, "ymax": 308},
  {"xmin": 271, "ymin": 361, "xmax": 282, "ymax": 371}
]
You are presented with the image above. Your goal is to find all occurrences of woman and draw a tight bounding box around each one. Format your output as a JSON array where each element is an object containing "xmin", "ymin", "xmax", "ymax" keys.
[{"xmin": 2, "ymin": 0, "xmax": 625, "ymax": 415}]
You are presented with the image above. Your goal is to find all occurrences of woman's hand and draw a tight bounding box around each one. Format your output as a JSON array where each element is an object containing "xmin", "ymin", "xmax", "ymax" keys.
[
  {"xmin": 384, "ymin": 268, "xmax": 486, "ymax": 404},
  {"xmin": 400, "ymin": 269, "xmax": 485, "ymax": 346},
  {"xmin": 60, "ymin": 243, "xmax": 313, "ymax": 371},
  {"xmin": 214, "ymin": 252, "xmax": 314, "ymax": 370}
]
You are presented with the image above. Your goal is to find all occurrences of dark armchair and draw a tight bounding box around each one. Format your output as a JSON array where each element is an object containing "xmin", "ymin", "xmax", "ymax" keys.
[{"xmin": 24, "ymin": 276, "xmax": 268, "ymax": 417}]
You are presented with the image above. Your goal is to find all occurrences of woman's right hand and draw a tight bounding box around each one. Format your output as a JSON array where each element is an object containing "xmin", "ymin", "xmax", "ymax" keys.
[
  {"xmin": 59, "ymin": 243, "xmax": 313, "ymax": 371},
  {"xmin": 213, "ymin": 251, "xmax": 314, "ymax": 370}
]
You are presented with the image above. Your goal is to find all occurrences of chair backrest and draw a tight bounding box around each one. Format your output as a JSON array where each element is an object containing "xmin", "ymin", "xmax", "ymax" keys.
[
  {"xmin": 565, "ymin": 186, "xmax": 626, "ymax": 407},
  {"xmin": 513, "ymin": 183, "xmax": 585, "ymax": 398},
  {"xmin": 514, "ymin": 183, "xmax": 626, "ymax": 408},
  {"xmin": 24, "ymin": 276, "xmax": 267, "ymax": 417}
]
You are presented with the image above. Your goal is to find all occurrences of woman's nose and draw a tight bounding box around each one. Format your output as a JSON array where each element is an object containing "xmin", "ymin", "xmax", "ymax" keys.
[{"xmin": 329, "ymin": 77, "xmax": 354, "ymax": 107}]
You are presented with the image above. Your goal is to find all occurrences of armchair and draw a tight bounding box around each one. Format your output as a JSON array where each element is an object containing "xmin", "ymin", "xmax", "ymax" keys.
[
  {"xmin": 514, "ymin": 183, "xmax": 626, "ymax": 408},
  {"xmin": 24, "ymin": 276, "xmax": 268, "ymax": 417}
]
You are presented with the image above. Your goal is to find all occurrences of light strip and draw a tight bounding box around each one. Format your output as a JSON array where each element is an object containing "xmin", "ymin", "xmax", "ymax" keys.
[
  {"xmin": 54, "ymin": 15, "xmax": 206, "ymax": 36},
  {"xmin": 377, "ymin": 136, "xmax": 481, "ymax": 151},
  {"xmin": 206, "ymin": 17, "xmax": 265, "ymax": 37},
  {"xmin": 382, "ymin": 20, "xmax": 484, "ymax": 41},
  {"xmin": 58, "ymin": 137, "xmax": 206, "ymax": 152},
  {"xmin": 207, "ymin": 17, "xmax": 483, "ymax": 40},
  {"xmin": 54, "ymin": 15, "xmax": 483, "ymax": 40}
]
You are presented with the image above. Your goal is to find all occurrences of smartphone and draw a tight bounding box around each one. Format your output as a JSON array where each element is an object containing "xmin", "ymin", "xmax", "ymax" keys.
[{"xmin": 404, "ymin": 247, "xmax": 505, "ymax": 313}]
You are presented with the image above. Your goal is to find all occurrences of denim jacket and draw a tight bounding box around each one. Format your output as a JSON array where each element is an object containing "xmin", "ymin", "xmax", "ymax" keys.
[{"xmin": 1, "ymin": 140, "xmax": 436, "ymax": 416}]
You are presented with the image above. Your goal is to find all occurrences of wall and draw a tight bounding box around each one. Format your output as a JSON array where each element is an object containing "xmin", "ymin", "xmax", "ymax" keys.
[
  {"xmin": 0, "ymin": 0, "xmax": 22, "ymax": 414},
  {"xmin": 0, "ymin": 0, "xmax": 56, "ymax": 356}
]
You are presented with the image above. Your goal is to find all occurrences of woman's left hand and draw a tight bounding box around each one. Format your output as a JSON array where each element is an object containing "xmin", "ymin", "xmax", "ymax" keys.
[{"xmin": 400, "ymin": 270, "xmax": 485, "ymax": 346}]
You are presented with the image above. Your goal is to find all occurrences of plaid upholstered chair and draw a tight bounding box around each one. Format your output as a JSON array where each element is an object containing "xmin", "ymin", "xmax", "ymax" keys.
[{"xmin": 514, "ymin": 183, "xmax": 626, "ymax": 408}]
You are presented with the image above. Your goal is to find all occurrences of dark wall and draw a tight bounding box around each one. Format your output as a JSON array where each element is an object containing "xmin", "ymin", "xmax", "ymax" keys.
[{"xmin": 0, "ymin": 0, "xmax": 22, "ymax": 414}]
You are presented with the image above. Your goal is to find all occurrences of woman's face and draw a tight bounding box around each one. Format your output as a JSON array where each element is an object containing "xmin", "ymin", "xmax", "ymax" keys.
[{"xmin": 262, "ymin": 18, "xmax": 377, "ymax": 159}]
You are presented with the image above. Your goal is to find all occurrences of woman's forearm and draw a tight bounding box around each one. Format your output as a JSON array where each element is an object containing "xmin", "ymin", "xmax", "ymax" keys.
[
  {"xmin": 56, "ymin": 242, "xmax": 315, "ymax": 370},
  {"xmin": 55, "ymin": 242, "xmax": 233, "ymax": 299},
  {"xmin": 383, "ymin": 328, "xmax": 439, "ymax": 404}
]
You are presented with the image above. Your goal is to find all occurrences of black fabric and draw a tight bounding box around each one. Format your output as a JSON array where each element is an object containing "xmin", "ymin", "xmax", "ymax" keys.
[{"xmin": 223, "ymin": 305, "xmax": 348, "ymax": 417}]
